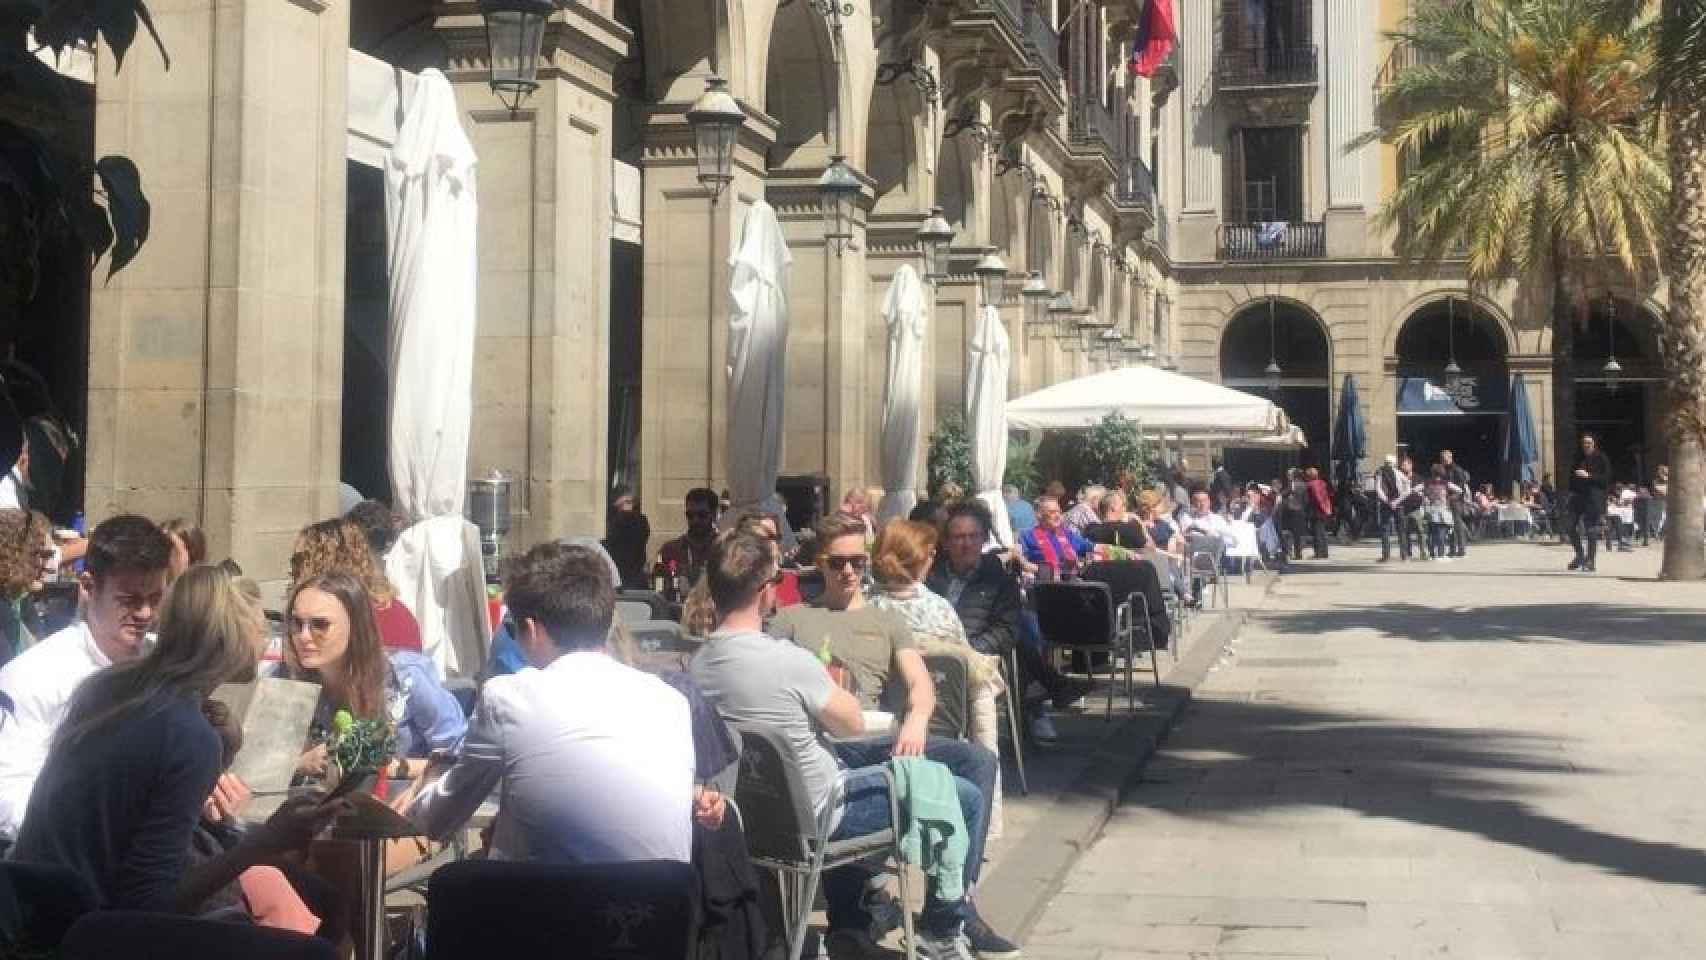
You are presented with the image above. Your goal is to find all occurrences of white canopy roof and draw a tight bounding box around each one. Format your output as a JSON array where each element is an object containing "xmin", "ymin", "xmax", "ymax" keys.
[
  {"xmin": 1184, "ymin": 425, "xmax": 1309, "ymax": 449},
  {"xmin": 1006, "ymin": 365, "xmax": 1290, "ymax": 435}
]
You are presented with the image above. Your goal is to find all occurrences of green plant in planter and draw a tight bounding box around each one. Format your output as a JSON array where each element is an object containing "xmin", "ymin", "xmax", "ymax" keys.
[
  {"xmin": 1004, "ymin": 434, "xmax": 1041, "ymax": 497},
  {"xmin": 328, "ymin": 709, "xmax": 398, "ymax": 777},
  {"xmin": 926, "ymin": 416, "xmax": 974, "ymax": 501},
  {"xmin": 1081, "ymin": 412, "xmax": 1152, "ymax": 491}
]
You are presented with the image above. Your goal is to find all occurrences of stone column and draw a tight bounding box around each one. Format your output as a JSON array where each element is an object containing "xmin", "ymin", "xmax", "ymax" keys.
[
  {"xmin": 1177, "ymin": 0, "xmax": 1218, "ymax": 260},
  {"xmin": 85, "ymin": 0, "xmax": 350, "ymax": 575},
  {"xmin": 1324, "ymin": 0, "xmax": 1371, "ymax": 257},
  {"xmin": 438, "ymin": 2, "xmax": 628, "ymax": 547},
  {"xmin": 638, "ymin": 101, "xmax": 775, "ymax": 546}
]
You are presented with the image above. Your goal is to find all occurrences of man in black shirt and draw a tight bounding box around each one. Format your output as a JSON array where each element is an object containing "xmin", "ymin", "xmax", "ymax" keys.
[{"xmin": 1567, "ymin": 433, "xmax": 1612, "ymax": 573}]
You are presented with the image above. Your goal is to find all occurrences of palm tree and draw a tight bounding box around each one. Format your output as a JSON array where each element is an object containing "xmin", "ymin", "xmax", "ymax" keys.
[
  {"xmin": 1652, "ymin": 0, "xmax": 1706, "ymax": 578},
  {"xmin": 1357, "ymin": 0, "xmax": 1667, "ymax": 489}
]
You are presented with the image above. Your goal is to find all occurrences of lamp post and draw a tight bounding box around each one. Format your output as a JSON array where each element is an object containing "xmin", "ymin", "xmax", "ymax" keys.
[
  {"xmin": 819, "ymin": 156, "xmax": 862, "ymax": 256},
  {"xmin": 1443, "ymin": 296, "xmax": 1463, "ymax": 394},
  {"xmin": 917, "ymin": 207, "xmax": 954, "ymax": 283},
  {"xmin": 1264, "ymin": 295, "xmax": 1282, "ymax": 393},
  {"xmin": 685, "ymin": 76, "xmax": 744, "ymax": 203},
  {"xmin": 478, "ymin": 0, "xmax": 554, "ymax": 116},
  {"xmin": 974, "ymin": 250, "xmax": 1008, "ymax": 307},
  {"xmin": 1022, "ymin": 270, "xmax": 1050, "ymax": 337},
  {"xmin": 1603, "ymin": 294, "xmax": 1622, "ymax": 394}
]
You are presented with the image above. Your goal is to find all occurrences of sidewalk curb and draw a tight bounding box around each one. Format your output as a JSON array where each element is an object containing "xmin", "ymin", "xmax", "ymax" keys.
[{"xmin": 976, "ymin": 574, "xmax": 1280, "ymax": 944}]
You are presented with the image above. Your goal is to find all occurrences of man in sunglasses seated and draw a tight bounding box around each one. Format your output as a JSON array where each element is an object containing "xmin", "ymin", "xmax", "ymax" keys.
[
  {"xmin": 769, "ymin": 515, "xmax": 1017, "ymax": 960},
  {"xmin": 657, "ymin": 487, "xmax": 721, "ymax": 586}
]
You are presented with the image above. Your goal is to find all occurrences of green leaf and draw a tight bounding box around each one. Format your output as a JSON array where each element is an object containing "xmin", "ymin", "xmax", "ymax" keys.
[{"xmin": 95, "ymin": 154, "xmax": 148, "ymax": 278}]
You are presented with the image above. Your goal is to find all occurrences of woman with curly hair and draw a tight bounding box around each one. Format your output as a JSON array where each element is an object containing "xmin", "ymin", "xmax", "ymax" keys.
[
  {"xmin": 290, "ymin": 517, "xmax": 422, "ymax": 653},
  {"xmin": 0, "ymin": 509, "xmax": 55, "ymax": 666}
]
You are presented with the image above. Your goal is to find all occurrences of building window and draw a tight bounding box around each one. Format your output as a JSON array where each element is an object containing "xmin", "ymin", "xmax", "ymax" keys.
[{"xmin": 1225, "ymin": 126, "xmax": 1303, "ymax": 223}]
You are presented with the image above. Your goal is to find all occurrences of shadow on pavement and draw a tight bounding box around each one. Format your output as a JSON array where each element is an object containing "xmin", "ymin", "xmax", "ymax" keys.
[
  {"xmin": 1255, "ymin": 602, "xmax": 1706, "ymax": 645},
  {"xmin": 1137, "ymin": 699, "xmax": 1706, "ymax": 891}
]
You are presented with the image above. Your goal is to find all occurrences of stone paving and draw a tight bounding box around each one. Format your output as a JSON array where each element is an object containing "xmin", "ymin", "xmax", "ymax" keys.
[{"xmin": 1030, "ymin": 537, "xmax": 1706, "ymax": 960}]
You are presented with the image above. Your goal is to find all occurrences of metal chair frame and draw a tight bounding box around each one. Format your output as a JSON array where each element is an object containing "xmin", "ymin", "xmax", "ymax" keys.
[
  {"xmin": 1031, "ymin": 581, "xmax": 1139, "ymax": 719},
  {"xmin": 1187, "ymin": 548, "xmax": 1229, "ymax": 610},
  {"xmin": 731, "ymin": 723, "xmax": 917, "ymax": 960},
  {"xmin": 997, "ymin": 647, "xmax": 1028, "ymax": 794}
]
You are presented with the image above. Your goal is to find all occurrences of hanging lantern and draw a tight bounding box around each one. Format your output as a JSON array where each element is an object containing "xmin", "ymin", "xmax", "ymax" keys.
[
  {"xmin": 1099, "ymin": 328, "xmax": 1124, "ymax": 365},
  {"xmin": 1264, "ymin": 295, "xmax": 1283, "ymax": 393},
  {"xmin": 1603, "ymin": 295, "xmax": 1622, "ymax": 394},
  {"xmin": 479, "ymin": 0, "xmax": 555, "ymax": 115},
  {"xmin": 917, "ymin": 206, "xmax": 955, "ymax": 283},
  {"xmin": 819, "ymin": 155, "xmax": 862, "ymax": 256},
  {"xmin": 1022, "ymin": 270, "xmax": 1050, "ymax": 334},
  {"xmin": 974, "ymin": 250, "xmax": 1008, "ymax": 307},
  {"xmin": 685, "ymin": 76, "xmax": 744, "ymax": 203},
  {"xmin": 1443, "ymin": 296, "xmax": 1463, "ymax": 394},
  {"xmin": 1264, "ymin": 360, "xmax": 1283, "ymax": 393}
]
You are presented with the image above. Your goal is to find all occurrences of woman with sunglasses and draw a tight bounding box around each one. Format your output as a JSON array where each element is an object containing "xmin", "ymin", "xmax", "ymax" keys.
[
  {"xmin": 0, "ymin": 509, "xmax": 55, "ymax": 667},
  {"xmin": 277, "ymin": 571, "xmax": 464, "ymax": 780},
  {"xmin": 289, "ymin": 518, "xmax": 423, "ymax": 653}
]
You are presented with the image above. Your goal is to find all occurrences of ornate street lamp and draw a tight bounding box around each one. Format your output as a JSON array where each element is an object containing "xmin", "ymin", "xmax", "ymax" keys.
[
  {"xmin": 1022, "ymin": 270, "xmax": 1051, "ymax": 335},
  {"xmin": 1098, "ymin": 328, "xmax": 1124, "ymax": 365},
  {"xmin": 1048, "ymin": 292, "xmax": 1076, "ymax": 339},
  {"xmin": 819, "ymin": 156, "xmax": 862, "ymax": 256},
  {"xmin": 1443, "ymin": 296, "xmax": 1463, "ymax": 394},
  {"xmin": 479, "ymin": 0, "xmax": 554, "ymax": 116},
  {"xmin": 1603, "ymin": 294, "xmax": 1623, "ymax": 395},
  {"xmin": 974, "ymin": 250, "xmax": 1008, "ymax": 307},
  {"xmin": 1264, "ymin": 295, "xmax": 1283, "ymax": 393},
  {"xmin": 917, "ymin": 206, "xmax": 954, "ymax": 283},
  {"xmin": 685, "ymin": 76, "xmax": 744, "ymax": 203}
]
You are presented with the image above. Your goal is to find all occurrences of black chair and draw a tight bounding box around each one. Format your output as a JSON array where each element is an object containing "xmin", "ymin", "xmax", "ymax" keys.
[
  {"xmin": 1079, "ymin": 562, "xmax": 1164, "ymax": 687},
  {"xmin": 59, "ymin": 911, "xmax": 336, "ymax": 960},
  {"xmin": 0, "ymin": 861, "xmax": 97, "ymax": 953},
  {"xmin": 426, "ymin": 859, "xmax": 696, "ymax": 960},
  {"xmin": 1030, "ymin": 580, "xmax": 1139, "ymax": 719},
  {"xmin": 921, "ymin": 652, "xmax": 970, "ymax": 740},
  {"xmin": 731, "ymin": 722, "xmax": 915, "ymax": 960},
  {"xmin": 626, "ymin": 619, "xmax": 698, "ymax": 676}
]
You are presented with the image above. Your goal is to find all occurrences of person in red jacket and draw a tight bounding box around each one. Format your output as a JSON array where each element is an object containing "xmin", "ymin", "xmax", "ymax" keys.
[{"xmin": 1304, "ymin": 466, "xmax": 1335, "ymax": 559}]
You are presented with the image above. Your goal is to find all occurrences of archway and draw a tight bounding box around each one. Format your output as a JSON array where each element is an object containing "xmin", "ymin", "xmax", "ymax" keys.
[
  {"xmin": 764, "ymin": 0, "xmax": 836, "ymax": 170},
  {"xmin": 1573, "ymin": 297, "xmax": 1664, "ymax": 481},
  {"xmin": 1220, "ymin": 298, "xmax": 1331, "ymax": 475},
  {"xmin": 1394, "ymin": 297, "xmax": 1510, "ymax": 485}
]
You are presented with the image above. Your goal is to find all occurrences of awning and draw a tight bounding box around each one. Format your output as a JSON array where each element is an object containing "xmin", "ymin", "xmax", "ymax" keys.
[
  {"xmin": 1006, "ymin": 365, "xmax": 1289, "ymax": 435},
  {"xmin": 1397, "ymin": 376, "xmax": 1507, "ymax": 416}
]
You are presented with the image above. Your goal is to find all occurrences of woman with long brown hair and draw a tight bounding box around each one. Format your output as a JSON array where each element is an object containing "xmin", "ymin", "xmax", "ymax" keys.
[
  {"xmin": 279, "ymin": 571, "xmax": 464, "ymax": 778},
  {"xmin": 12, "ymin": 565, "xmax": 344, "ymax": 912},
  {"xmin": 290, "ymin": 517, "xmax": 422, "ymax": 653}
]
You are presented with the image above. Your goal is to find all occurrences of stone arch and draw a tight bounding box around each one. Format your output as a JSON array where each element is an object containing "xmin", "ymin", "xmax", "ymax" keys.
[
  {"xmin": 936, "ymin": 132, "xmax": 981, "ymax": 244},
  {"xmin": 1026, "ymin": 185, "xmax": 1057, "ymax": 288},
  {"xmin": 764, "ymin": 0, "xmax": 840, "ymax": 170},
  {"xmin": 1062, "ymin": 227, "xmax": 1084, "ymax": 303},
  {"xmin": 1385, "ymin": 289, "xmax": 1517, "ymax": 361},
  {"xmin": 864, "ymin": 77, "xmax": 929, "ymax": 214},
  {"xmin": 636, "ymin": 0, "xmax": 750, "ymax": 102},
  {"xmin": 1220, "ymin": 297, "xmax": 1333, "ymax": 467},
  {"xmin": 1088, "ymin": 245, "xmax": 1108, "ymax": 312},
  {"xmin": 989, "ymin": 169, "xmax": 1021, "ymax": 261}
]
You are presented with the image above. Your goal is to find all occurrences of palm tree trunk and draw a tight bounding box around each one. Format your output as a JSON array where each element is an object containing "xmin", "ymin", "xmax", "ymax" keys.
[
  {"xmin": 1550, "ymin": 239, "xmax": 1577, "ymax": 487},
  {"xmin": 1659, "ymin": 8, "xmax": 1706, "ymax": 580}
]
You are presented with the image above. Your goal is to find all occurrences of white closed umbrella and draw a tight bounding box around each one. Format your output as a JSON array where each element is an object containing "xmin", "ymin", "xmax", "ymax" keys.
[
  {"xmin": 726, "ymin": 201, "xmax": 795, "ymax": 541},
  {"xmin": 382, "ymin": 68, "xmax": 490, "ymax": 679},
  {"xmin": 878, "ymin": 265, "xmax": 927, "ymax": 524},
  {"xmin": 967, "ymin": 303, "xmax": 1014, "ymax": 548}
]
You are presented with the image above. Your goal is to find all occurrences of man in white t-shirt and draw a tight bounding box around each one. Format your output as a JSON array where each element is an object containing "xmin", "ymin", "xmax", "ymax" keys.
[{"xmin": 0, "ymin": 514, "xmax": 173, "ymax": 844}]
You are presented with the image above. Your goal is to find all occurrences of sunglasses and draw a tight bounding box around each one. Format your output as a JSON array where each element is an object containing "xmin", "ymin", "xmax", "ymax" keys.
[
  {"xmin": 823, "ymin": 554, "xmax": 868, "ymax": 572},
  {"xmin": 288, "ymin": 616, "xmax": 335, "ymax": 636}
]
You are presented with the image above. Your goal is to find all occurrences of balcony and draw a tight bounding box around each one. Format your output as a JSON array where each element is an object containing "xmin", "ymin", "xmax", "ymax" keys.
[
  {"xmin": 1217, "ymin": 44, "xmax": 1319, "ymax": 90},
  {"xmin": 1068, "ymin": 98, "xmax": 1120, "ymax": 153},
  {"xmin": 1218, "ymin": 221, "xmax": 1325, "ymax": 260},
  {"xmin": 1115, "ymin": 157, "xmax": 1155, "ymax": 214},
  {"xmin": 983, "ymin": 0, "xmax": 1023, "ymax": 33},
  {"xmin": 1022, "ymin": 0, "xmax": 1061, "ymax": 88}
]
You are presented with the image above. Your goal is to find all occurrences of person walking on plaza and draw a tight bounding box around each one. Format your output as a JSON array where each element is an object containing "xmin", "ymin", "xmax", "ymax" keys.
[
  {"xmin": 1567, "ymin": 433, "xmax": 1611, "ymax": 573},
  {"xmin": 1303, "ymin": 467, "xmax": 1334, "ymax": 560},
  {"xmin": 1439, "ymin": 450, "xmax": 1472, "ymax": 557},
  {"xmin": 1374, "ymin": 454, "xmax": 1411, "ymax": 562}
]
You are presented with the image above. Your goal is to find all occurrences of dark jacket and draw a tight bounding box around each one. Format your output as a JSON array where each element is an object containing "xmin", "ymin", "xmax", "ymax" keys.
[
  {"xmin": 925, "ymin": 553, "xmax": 1022, "ymax": 657},
  {"xmin": 1079, "ymin": 559, "xmax": 1171, "ymax": 651},
  {"xmin": 1569, "ymin": 451, "xmax": 1612, "ymax": 515},
  {"xmin": 1084, "ymin": 521, "xmax": 1150, "ymax": 551}
]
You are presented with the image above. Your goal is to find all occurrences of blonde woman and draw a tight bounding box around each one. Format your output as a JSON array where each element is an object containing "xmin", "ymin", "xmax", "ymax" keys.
[
  {"xmin": 867, "ymin": 519, "xmax": 1007, "ymax": 835},
  {"xmin": 290, "ymin": 517, "xmax": 421, "ymax": 653},
  {"xmin": 12, "ymin": 565, "xmax": 345, "ymax": 913}
]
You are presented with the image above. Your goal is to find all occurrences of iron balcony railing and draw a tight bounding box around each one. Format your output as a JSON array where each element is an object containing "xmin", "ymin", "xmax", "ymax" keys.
[
  {"xmin": 1216, "ymin": 44, "xmax": 1319, "ymax": 89},
  {"xmin": 1068, "ymin": 98, "xmax": 1121, "ymax": 152},
  {"xmin": 1116, "ymin": 157, "xmax": 1155, "ymax": 214},
  {"xmin": 1218, "ymin": 221, "xmax": 1325, "ymax": 260},
  {"xmin": 1022, "ymin": 0, "xmax": 1061, "ymax": 86}
]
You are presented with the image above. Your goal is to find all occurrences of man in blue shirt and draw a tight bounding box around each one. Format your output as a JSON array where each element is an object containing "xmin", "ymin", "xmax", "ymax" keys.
[
  {"xmin": 1002, "ymin": 486, "xmax": 1035, "ymax": 539},
  {"xmin": 1019, "ymin": 497, "xmax": 1095, "ymax": 579}
]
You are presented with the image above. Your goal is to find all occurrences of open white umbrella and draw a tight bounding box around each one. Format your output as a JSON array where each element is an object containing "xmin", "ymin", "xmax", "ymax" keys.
[
  {"xmin": 967, "ymin": 303, "xmax": 1014, "ymax": 548},
  {"xmin": 382, "ymin": 68, "xmax": 490, "ymax": 679},
  {"xmin": 1006, "ymin": 364, "xmax": 1288, "ymax": 435},
  {"xmin": 878, "ymin": 265, "xmax": 927, "ymax": 524},
  {"xmin": 726, "ymin": 201, "xmax": 795, "ymax": 541}
]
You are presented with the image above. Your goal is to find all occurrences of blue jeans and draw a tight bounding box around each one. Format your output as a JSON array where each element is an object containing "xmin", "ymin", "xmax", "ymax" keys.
[
  {"xmin": 823, "ymin": 737, "xmax": 995, "ymax": 937},
  {"xmin": 1377, "ymin": 504, "xmax": 1409, "ymax": 560}
]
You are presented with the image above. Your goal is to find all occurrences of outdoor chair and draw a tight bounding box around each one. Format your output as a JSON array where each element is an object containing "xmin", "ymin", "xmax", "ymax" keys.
[
  {"xmin": 60, "ymin": 911, "xmax": 336, "ymax": 960},
  {"xmin": 425, "ymin": 859, "xmax": 696, "ymax": 960},
  {"xmin": 1187, "ymin": 548, "xmax": 1229, "ymax": 610},
  {"xmin": 616, "ymin": 589, "xmax": 673, "ymax": 621},
  {"xmin": 626, "ymin": 619, "xmax": 697, "ymax": 676},
  {"xmin": 1145, "ymin": 548, "xmax": 1188, "ymax": 652},
  {"xmin": 995, "ymin": 645, "xmax": 1028, "ymax": 794},
  {"xmin": 1029, "ymin": 581, "xmax": 1140, "ymax": 719},
  {"xmin": 615, "ymin": 600, "xmax": 653, "ymax": 624},
  {"xmin": 731, "ymin": 722, "xmax": 916, "ymax": 960},
  {"xmin": 1225, "ymin": 521, "xmax": 1265, "ymax": 584},
  {"xmin": 921, "ymin": 651, "xmax": 970, "ymax": 740},
  {"xmin": 1079, "ymin": 561, "xmax": 1164, "ymax": 689}
]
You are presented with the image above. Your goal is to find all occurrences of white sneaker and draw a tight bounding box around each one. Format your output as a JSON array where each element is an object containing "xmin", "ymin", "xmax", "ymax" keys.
[{"xmin": 917, "ymin": 932, "xmax": 976, "ymax": 960}]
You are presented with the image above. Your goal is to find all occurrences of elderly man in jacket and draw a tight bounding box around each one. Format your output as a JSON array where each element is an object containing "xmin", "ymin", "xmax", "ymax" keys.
[{"xmin": 926, "ymin": 501, "xmax": 1087, "ymax": 744}]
